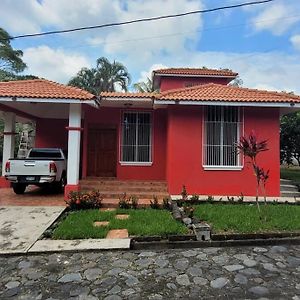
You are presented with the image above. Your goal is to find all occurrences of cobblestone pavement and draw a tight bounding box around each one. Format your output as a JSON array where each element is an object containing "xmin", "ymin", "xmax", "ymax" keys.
[{"xmin": 0, "ymin": 245, "xmax": 299, "ymax": 300}]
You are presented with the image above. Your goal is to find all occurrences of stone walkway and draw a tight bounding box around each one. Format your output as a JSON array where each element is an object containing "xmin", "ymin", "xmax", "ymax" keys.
[{"xmin": 0, "ymin": 245, "xmax": 299, "ymax": 299}]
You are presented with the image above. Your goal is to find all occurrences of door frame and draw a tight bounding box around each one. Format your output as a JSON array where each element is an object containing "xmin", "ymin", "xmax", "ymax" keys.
[{"xmin": 87, "ymin": 124, "xmax": 118, "ymax": 177}]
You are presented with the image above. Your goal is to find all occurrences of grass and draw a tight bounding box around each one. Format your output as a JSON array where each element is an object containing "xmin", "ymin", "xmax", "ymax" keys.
[
  {"xmin": 193, "ymin": 203, "xmax": 300, "ymax": 234},
  {"xmin": 52, "ymin": 208, "xmax": 188, "ymax": 239},
  {"xmin": 281, "ymin": 166, "xmax": 300, "ymax": 185}
]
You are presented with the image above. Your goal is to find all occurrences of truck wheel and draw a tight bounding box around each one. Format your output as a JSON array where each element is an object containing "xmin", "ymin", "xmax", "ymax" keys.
[
  {"xmin": 12, "ymin": 183, "xmax": 26, "ymax": 194},
  {"xmin": 57, "ymin": 174, "xmax": 67, "ymax": 193}
]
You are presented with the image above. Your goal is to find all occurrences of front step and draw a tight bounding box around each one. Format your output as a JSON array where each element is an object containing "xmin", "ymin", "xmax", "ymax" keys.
[
  {"xmin": 280, "ymin": 178, "xmax": 299, "ymax": 197},
  {"xmin": 80, "ymin": 178, "xmax": 169, "ymax": 200}
]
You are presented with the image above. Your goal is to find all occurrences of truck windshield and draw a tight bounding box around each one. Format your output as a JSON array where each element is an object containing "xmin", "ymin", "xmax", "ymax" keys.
[{"xmin": 28, "ymin": 149, "xmax": 62, "ymax": 158}]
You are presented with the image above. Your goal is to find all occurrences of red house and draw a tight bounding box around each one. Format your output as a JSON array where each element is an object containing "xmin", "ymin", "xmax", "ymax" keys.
[{"xmin": 1, "ymin": 68, "xmax": 300, "ymax": 200}]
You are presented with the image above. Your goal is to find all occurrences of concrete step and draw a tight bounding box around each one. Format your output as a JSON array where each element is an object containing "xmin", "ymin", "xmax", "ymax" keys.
[
  {"xmin": 280, "ymin": 184, "xmax": 299, "ymax": 192},
  {"xmin": 280, "ymin": 191, "xmax": 300, "ymax": 197},
  {"xmin": 280, "ymin": 178, "xmax": 293, "ymax": 184},
  {"xmin": 96, "ymin": 191, "xmax": 169, "ymax": 199},
  {"xmin": 80, "ymin": 185, "xmax": 168, "ymax": 193},
  {"xmin": 80, "ymin": 179, "xmax": 167, "ymax": 187}
]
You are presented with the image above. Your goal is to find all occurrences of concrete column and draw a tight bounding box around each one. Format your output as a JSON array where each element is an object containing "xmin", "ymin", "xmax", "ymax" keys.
[
  {"xmin": 1, "ymin": 112, "xmax": 16, "ymax": 187},
  {"xmin": 65, "ymin": 103, "xmax": 82, "ymax": 198}
]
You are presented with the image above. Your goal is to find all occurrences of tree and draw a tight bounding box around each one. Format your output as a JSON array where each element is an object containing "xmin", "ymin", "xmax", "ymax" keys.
[
  {"xmin": 0, "ymin": 69, "xmax": 38, "ymax": 82},
  {"xmin": 229, "ymin": 75, "xmax": 243, "ymax": 87},
  {"xmin": 280, "ymin": 111, "xmax": 300, "ymax": 166},
  {"xmin": 0, "ymin": 28, "xmax": 27, "ymax": 73},
  {"xmin": 68, "ymin": 57, "xmax": 131, "ymax": 95},
  {"xmin": 133, "ymin": 77, "xmax": 156, "ymax": 93}
]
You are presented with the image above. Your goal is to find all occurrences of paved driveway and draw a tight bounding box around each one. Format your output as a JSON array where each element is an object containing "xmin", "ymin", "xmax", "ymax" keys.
[{"xmin": 0, "ymin": 206, "xmax": 65, "ymax": 254}]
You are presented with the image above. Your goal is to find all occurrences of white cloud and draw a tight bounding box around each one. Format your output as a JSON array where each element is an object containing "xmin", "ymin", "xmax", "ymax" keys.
[
  {"xmin": 290, "ymin": 35, "xmax": 300, "ymax": 51},
  {"xmin": 249, "ymin": 1, "xmax": 300, "ymax": 35},
  {"xmin": 23, "ymin": 46, "xmax": 91, "ymax": 83}
]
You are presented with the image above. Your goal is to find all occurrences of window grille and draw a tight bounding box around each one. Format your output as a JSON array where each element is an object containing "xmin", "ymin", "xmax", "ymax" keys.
[
  {"xmin": 121, "ymin": 112, "xmax": 152, "ymax": 162},
  {"xmin": 204, "ymin": 106, "xmax": 242, "ymax": 167}
]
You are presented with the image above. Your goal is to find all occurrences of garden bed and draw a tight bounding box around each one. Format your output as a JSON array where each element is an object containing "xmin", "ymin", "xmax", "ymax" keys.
[{"xmin": 51, "ymin": 208, "xmax": 188, "ymax": 239}]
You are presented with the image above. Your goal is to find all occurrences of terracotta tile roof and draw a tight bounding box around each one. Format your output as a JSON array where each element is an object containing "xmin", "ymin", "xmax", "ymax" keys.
[
  {"xmin": 156, "ymin": 83, "xmax": 300, "ymax": 103},
  {"xmin": 0, "ymin": 79, "xmax": 95, "ymax": 100},
  {"xmin": 100, "ymin": 91, "xmax": 155, "ymax": 99},
  {"xmin": 153, "ymin": 68, "xmax": 238, "ymax": 77}
]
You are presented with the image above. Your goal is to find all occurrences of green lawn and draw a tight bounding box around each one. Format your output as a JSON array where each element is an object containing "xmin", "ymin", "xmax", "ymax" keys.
[
  {"xmin": 194, "ymin": 204, "xmax": 300, "ymax": 234},
  {"xmin": 281, "ymin": 167, "xmax": 300, "ymax": 184},
  {"xmin": 52, "ymin": 209, "xmax": 188, "ymax": 239}
]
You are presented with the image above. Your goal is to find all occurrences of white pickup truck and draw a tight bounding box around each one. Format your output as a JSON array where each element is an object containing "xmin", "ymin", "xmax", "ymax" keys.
[{"xmin": 5, "ymin": 148, "xmax": 67, "ymax": 194}]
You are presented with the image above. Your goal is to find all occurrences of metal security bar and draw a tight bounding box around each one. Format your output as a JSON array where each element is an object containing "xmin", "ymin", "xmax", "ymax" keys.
[
  {"xmin": 121, "ymin": 112, "xmax": 152, "ymax": 162},
  {"xmin": 204, "ymin": 106, "xmax": 242, "ymax": 167}
]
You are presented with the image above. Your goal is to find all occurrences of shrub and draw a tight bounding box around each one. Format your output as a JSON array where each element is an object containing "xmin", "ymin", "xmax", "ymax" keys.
[
  {"xmin": 181, "ymin": 185, "xmax": 188, "ymax": 201},
  {"xmin": 130, "ymin": 195, "xmax": 139, "ymax": 209},
  {"xmin": 190, "ymin": 194, "xmax": 199, "ymax": 203},
  {"xmin": 237, "ymin": 193, "xmax": 244, "ymax": 203},
  {"xmin": 207, "ymin": 195, "xmax": 214, "ymax": 203},
  {"xmin": 119, "ymin": 193, "xmax": 131, "ymax": 209},
  {"xmin": 183, "ymin": 204, "xmax": 195, "ymax": 218},
  {"xmin": 150, "ymin": 195, "xmax": 160, "ymax": 209},
  {"xmin": 66, "ymin": 190, "xmax": 103, "ymax": 210},
  {"xmin": 162, "ymin": 196, "xmax": 171, "ymax": 210}
]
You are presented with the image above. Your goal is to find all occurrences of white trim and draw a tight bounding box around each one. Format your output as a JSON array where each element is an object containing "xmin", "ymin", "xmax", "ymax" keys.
[
  {"xmin": 153, "ymin": 99, "xmax": 300, "ymax": 108},
  {"xmin": 0, "ymin": 97, "xmax": 96, "ymax": 105},
  {"xmin": 119, "ymin": 161, "xmax": 153, "ymax": 166},
  {"xmin": 203, "ymin": 165, "xmax": 243, "ymax": 171},
  {"xmin": 102, "ymin": 97, "xmax": 153, "ymax": 102},
  {"xmin": 155, "ymin": 73, "xmax": 237, "ymax": 79}
]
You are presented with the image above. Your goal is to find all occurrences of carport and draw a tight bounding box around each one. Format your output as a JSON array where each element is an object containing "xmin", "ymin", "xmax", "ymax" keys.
[{"xmin": 0, "ymin": 79, "xmax": 96, "ymax": 198}]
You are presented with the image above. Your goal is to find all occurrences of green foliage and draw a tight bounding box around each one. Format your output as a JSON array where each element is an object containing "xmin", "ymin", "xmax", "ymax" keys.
[
  {"xmin": 190, "ymin": 194, "xmax": 199, "ymax": 202},
  {"xmin": 65, "ymin": 190, "xmax": 103, "ymax": 210},
  {"xmin": 133, "ymin": 77, "xmax": 158, "ymax": 93},
  {"xmin": 118, "ymin": 193, "xmax": 139, "ymax": 209},
  {"xmin": 193, "ymin": 204, "xmax": 300, "ymax": 233},
  {"xmin": 181, "ymin": 185, "xmax": 188, "ymax": 201},
  {"xmin": 150, "ymin": 195, "xmax": 160, "ymax": 209},
  {"xmin": 52, "ymin": 208, "xmax": 188, "ymax": 239},
  {"xmin": 0, "ymin": 69, "xmax": 38, "ymax": 82},
  {"xmin": 281, "ymin": 111, "xmax": 300, "ymax": 166},
  {"xmin": 162, "ymin": 196, "xmax": 171, "ymax": 210},
  {"xmin": 0, "ymin": 28, "xmax": 27, "ymax": 73},
  {"xmin": 68, "ymin": 57, "xmax": 131, "ymax": 95}
]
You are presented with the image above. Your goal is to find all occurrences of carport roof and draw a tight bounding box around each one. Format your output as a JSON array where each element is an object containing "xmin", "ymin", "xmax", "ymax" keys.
[{"xmin": 0, "ymin": 79, "xmax": 95, "ymax": 101}]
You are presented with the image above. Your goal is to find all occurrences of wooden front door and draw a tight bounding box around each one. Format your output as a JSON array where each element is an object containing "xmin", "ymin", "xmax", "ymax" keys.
[{"xmin": 87, "ymin": 128, "xmax": 117, "ymax": 177}]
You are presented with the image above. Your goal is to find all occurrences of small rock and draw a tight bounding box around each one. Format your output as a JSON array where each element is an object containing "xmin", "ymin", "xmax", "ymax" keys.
[
  {"xmin": 296, "ymin": 283, "xmax": 300, "ymax": 290},
  {"xmin": 253, "ymin": 247, "xmax": 268, "ymax": 253},
  {"xmin": 108, "ymin": 285, "xmax": 121, "ymax": 294},
  {"xmin": 210, "ymin": 277, "xmax": 229, "ymax": 289},
  {"xmin": 138, "ymin": 251, "xmax": 156, "ymax": 257},
  {"xmin": 167, "ymin": 283, "xmax": 177, "ymax": 290},
  {"xmin": 182, "ymin": 250, "xmax": 198, "ymax": 257},
  {"xmin": 234, "ymin": 274, "xmax": 248, "ymax": 285},
  {"xmin": 249, "ymin": 286, "xmax": 269, "ymax": 296},
  {"xmin": 270, "ymin": 246, "xmax": 287, "ymax": 253},
  {"xmin": 240, "ymin": 268, "xmax": 261, "ymax": 276},
  {"xmin": 243, "ymin": 259, "xmax": 257, "ymax": 267},
  {"xmin": 18, "ymin": 261, "xmax": 31, "ymax": 269},
  {"xmin": 112, "ymin": 259, "xmax": 131, "ymax": 268},
  {"xmin": 224, "ymin": 264, "xmax": 244, "ymax": 272},
  {"xmin": 104, "ymin": 296, "xmax": 122, "ymax": 300},
  {"xmin": 148, "ymin": 294, "xmax": 163, "ymax": 300},
  {"xmin": 125, "ymin": 276, "xmax": 139, "ymax": 287},
  {"xmin": 5, "ymin": 281, "xmax": 20, "ymax": 289},
  {"xmin": 182, "ymin": 217, "xmax": 192, "ymax": 225},
  {"xmin": 122, "ymin": 288, "xmax": 136, "ymax": 296},
  {"xmin": 187, "ymin": 266, "xmax": 203, "ymax": 277},
  {"xmin": 176, "ymin": 274, "xmax": 191, "ymax": 286},
  {"xmin": 193, "ymin": 277, "xmax": 208, "ymax": 286},
  {"xmin": 84, "ymin": 268, "xmax": 102, "ymax": 280},
  {"xmin": 136, "ymin": 258, "xmax": 153, "ymax": 268},
  {"xmin": 58, "ymin": 273, "xmax": 82, "ymax": 283},
  {"xmin": 174, "ymin": 258, "xmax": 189, "ymax": 270},
  {"xmin": 263, "ymin": 263, "xmax": 278, "ymax": 272}
]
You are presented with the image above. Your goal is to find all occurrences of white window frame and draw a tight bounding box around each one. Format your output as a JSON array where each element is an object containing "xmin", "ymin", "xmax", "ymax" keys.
[
  {"xmin": 120, "ymin": 111, "xmax": 153, "ymax": 166},
  {"xmin": 203, "ymin": 106, "xmax": 243, "ymax": 170}
]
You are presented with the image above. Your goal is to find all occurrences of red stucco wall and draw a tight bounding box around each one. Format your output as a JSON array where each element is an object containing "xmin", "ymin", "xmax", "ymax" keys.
[
  {"xmin": 160, "ymin": 76, "xmax": 230, "ymax": 92},
  {"xmin": 82, "ymin": 106, "xmax": 167, "ymax": 180},
  {"xmin": 166, "ymin": 105, "xmax": 280, "ymax": 197}
]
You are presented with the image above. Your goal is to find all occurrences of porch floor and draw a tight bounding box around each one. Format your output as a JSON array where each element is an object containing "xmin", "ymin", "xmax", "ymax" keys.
[{"xmin": 0, "ymin": 187, "xmax": 65, "ymax": 206}]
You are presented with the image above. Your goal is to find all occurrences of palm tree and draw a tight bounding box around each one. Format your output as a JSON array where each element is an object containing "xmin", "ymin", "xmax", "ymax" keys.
[
  {"xmin": 68, "ymin": 57, "xmax": 131, "ymax": 95},
  {"xmin": 0, "ymin": 28, "xmax": 27, "ymax": 73},
  {"xmin": 133, "ymin": 77, "xmax": 155, "ymax": 93}
]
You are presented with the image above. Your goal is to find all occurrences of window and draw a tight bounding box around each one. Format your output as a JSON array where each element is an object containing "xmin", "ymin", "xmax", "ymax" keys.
[
  {"xmin": 203, "ymin": 106, "xmax": 242, "ymax": 168},
  {"xmin": 121, "ymin": 112, "xmax": 152, "ymax": 163}
]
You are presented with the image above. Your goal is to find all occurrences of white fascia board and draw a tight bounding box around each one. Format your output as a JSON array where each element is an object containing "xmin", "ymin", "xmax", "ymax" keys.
[
  {"xmin": 102, "ymin": 97, "xmax": 153, "ymax": 102},
  {"xmin": 153, "ymin": 99, "xmax": 300, "ymax": 108},
  {"xmin": 0, "ymin": 97, "xmax": 96, "ymax": 105}
]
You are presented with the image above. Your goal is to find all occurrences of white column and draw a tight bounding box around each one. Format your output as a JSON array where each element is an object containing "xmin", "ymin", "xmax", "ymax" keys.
[
  {"xmin": 67, "ymin": 103, "xmax": 82, "ymax": 186},
  {"xmin": 2, "ymin": 112, "xmax": 16, "ymax": 175}
]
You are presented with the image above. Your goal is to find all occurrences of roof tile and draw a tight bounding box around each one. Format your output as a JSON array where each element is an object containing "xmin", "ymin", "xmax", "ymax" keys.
[
  {"xmin": 153, "ymin": 68, "xmax": 238, "ymax": 77},
  {"xmin": 0, "ymin": 79, "xmax": 95, "ymax": 100}
]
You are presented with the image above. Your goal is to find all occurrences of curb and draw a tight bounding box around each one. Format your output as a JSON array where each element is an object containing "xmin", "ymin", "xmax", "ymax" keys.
[{"xmin": 131, "ymin": 237, "xmax": 300, "ymax": 250}]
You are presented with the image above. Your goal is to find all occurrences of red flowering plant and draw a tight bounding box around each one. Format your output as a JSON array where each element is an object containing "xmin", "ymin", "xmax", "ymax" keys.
[
  {"xmin": 237, "ymin": 131, "xmax": 270, "ymax": 213},
  {"xmin": 65, "ymin": 190, "xmax": 103, "ymax": 210}
]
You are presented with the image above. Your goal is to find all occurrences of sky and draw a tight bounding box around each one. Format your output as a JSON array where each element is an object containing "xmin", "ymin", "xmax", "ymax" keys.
[{"xmin": 1, "ymin": 0, "xmax": 300, "ymax": 93}]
